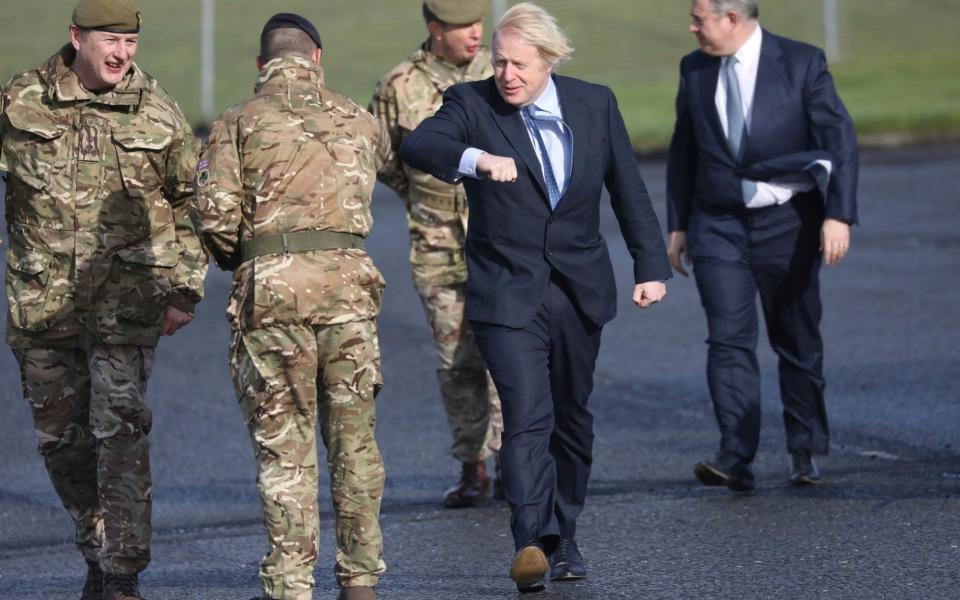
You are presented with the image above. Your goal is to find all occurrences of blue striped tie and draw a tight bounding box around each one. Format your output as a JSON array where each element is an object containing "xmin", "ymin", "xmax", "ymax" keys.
[{"xmin": 524, "ymin": 105, "xmax": 562, "ymax": 209}]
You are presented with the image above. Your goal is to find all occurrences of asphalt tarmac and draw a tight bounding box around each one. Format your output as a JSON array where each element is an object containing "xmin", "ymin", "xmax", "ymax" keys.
[{"xmin": 0, "ymin": 145, "xmax": 957, "ymax": 599}]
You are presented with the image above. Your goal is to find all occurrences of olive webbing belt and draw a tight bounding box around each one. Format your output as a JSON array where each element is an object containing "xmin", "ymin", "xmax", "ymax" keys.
[{"xmin": 240, "ymin": 230, "xmax": 364, "ymax": 261}]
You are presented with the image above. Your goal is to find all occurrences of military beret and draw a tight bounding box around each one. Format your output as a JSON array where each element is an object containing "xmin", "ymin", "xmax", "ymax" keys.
[
  {"xmin": 72, "ymin": 0, "xmax": 141, "ymax": 34},
  {"xmin": 424, "ymin": 0, "xmax": 487, "ymax": 25},
  {"xmin": 261, "ymin": 13, "xmax": 322, "ymax": 50}
]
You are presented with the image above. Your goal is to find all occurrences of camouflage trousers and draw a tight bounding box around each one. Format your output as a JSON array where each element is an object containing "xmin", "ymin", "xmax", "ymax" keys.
[
  {"xmin": 231, "ymin": 319, "xmax": 386, "ymax": 599},
  {"xmin": 415, "ymin": 279, "xmax": 503, "ymax": 463},
  {"xmin": 12, "ymin": 344, "xmax": 155, "ymax": 575}
]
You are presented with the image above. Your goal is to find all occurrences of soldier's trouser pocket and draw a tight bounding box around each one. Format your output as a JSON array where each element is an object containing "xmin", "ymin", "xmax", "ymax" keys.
[
  {"xmin": 92, "ymin": 253, "xmax": 173, "ymax": 344},
  {"xmin": 5, "ymin": 245, "xmax": 71, "ymax": 331}
]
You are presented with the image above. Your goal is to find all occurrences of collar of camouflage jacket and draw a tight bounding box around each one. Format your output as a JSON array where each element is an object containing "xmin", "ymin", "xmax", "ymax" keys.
[
  {"xmin": 412, "ymin": 41, "xmax": 491, "ymax": 95},
  {"xmin": 40, "ymin": 44, "xmax": 147, "ymax": 110},
  {"xmin": 255, "ymin": 55, "xmax": 326, "ymax": 94}
]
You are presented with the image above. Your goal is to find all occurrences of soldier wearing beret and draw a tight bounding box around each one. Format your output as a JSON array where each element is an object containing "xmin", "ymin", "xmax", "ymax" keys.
[
  {"xmin": 192, "ymin": 13, "xmax": 390, "ymax": 600},
  {"xmin": 370, "ymin": 0, "xmax": 504, "ymax": 509},
  {"xmin": 0, "ymin": 1, "xmax": 205, "ymax": 599}
]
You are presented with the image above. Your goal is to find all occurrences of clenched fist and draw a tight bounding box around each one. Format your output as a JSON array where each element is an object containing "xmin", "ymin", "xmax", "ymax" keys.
[{"xmin": 476, "ymin": 152, "xmax": 518, "ymax": 182}]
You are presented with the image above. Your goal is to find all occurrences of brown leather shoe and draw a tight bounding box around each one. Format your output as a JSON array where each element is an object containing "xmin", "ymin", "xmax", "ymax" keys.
[
  {"xmin": 103, "ymin": 573, "xmax": 144, "ymax": 600},
  {"xmin": 492, "ymin": 452, "xmax": 505, "ymax": 500},
  {"xmin": 443, "ymin": 461, "xmax": 490, "ymax": 508},
  {"xmin": 337, "ymin": 586, "xmax": 376, "ymax": 600},
  {"xmin": 510, "ymin": 544, "xmax": 549, "ymax": 593},
  {"xmin": 81, "ymin": 561, "xmax": 104, "ymax": 600}
]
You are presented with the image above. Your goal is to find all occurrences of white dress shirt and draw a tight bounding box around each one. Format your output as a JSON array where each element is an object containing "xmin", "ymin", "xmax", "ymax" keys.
[
  {"xmin": 717, "ymin": 26, "xmax": 829, "ymax": 208},
  {"xmin": 459, "ymin": 77, "xmax": 573, "ymax": 197}
]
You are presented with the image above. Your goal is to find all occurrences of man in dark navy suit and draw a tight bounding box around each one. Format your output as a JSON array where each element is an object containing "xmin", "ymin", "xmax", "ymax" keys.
[
  {"xmin": 400, "ymin": 2, "xmax": 670, "ymax": 592},
  {"xmin": 667, "ymin": 0, "xmax": 859, "ymax": 492}
]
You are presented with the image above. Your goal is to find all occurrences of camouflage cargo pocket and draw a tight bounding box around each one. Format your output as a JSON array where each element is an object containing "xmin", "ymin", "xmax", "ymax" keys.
[
  {"xmin": 105, "ymin": 252, "xmax": 173, "ymax": 326},
  {"xmin": 112, "ymin": 126, "xmax": 171, "ymax": 198},
  {"xmin": 108, "ymin": 127, "xmax": 174, "ymax": 239},
  {"xmin": 1, "ymin": 102, "xmax": 69, "ymax": 191},
  {"xmin": 4, "ymin": 245, "xmax": 72, "ymax": 331},
  {"xmin": 410, "ymin": 247, "xmax": 467, "ymax": 289}
]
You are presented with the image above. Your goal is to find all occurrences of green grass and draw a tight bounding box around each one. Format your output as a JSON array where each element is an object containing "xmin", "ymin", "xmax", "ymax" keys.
[{"xmin": 2, "ymin": 1, "xmax": 958, "ymax": 150}]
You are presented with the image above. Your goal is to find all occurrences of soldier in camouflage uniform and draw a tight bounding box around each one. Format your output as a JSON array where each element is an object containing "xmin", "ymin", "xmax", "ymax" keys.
[
  {"xmin": 369, "ymin": 0, "xmax": 504, "ymax": 509},
  {"xmin": 0, "ymin": 1, "xmax": 205, "ymax": 599},
  {"xmin": 191, "ymin": 14, "xmax": 389, "ymax": 600}
]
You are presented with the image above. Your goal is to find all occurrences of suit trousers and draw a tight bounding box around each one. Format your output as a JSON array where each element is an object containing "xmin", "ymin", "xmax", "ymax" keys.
[
  {"xmin": 471, "ymin": 275, "xmax": 602, "ymax": 553},
  {"xmin": 692, "ymin": 198, "xmax": 829, "ymax": 461}
]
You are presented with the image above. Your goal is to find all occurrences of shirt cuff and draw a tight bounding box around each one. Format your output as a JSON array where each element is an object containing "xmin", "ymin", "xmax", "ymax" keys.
[{"xmin": 458, "ymin": 147, "xmax": 485, "ymax": 180}]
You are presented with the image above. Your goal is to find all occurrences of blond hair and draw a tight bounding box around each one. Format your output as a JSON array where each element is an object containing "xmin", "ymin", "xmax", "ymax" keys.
[{"xmin": 494, "ymin": 2, "xmax": 574, "ymax": 66}]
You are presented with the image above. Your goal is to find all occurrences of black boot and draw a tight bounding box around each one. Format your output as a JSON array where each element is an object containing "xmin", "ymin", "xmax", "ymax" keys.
[
  {"xmin": 103, "ymin": 573, "xmax": 144, "ymax": 600},
  {"xmin": 80, "ymin": 561, "xmax": 104, "ymax": 600}
]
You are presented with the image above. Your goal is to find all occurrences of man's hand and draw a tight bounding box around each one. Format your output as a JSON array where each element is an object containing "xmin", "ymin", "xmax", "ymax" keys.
[
  {"xmin": 633, "ymin": 281, "xmax": 666, "ymax": 309},
  {"xmin": 667, "ymin": 230, "xmax": 691, "ymax": 277},
  {"xmin": 821, "ymin": 218, "xmax": 850, "ymax": 266},
  {"xmin": 162, "ymin": 306, "xmax": 194, "ymax": 336},
  {"xmin": 476, "ymin": 152, "xmax": 518, "ymax": 182}
]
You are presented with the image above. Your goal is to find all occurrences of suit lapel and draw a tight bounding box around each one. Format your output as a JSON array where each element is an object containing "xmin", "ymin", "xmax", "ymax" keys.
[
  {"xmin": 489, "ymin": 88, "xmax": 548, "ymax": 202},
  {"xmin": 555, "ymin": 75, "xmax": 585, "ymax": 205},
  {"xmin": 699, "ymin": 56, "xmax": 727, "ymax": 155},
  {"xmin": 749, "ymin": 32, "xmax": 786, "ymax": 154}
]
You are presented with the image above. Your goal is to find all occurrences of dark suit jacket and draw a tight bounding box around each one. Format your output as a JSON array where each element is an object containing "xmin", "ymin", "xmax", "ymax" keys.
[
  {"xmin": 666, "ymin": 30, "xmax": 858, "ymax": 261},
  {"xmin": 399, "ymin": 75, "xmax": 670, "ymax": 328}
]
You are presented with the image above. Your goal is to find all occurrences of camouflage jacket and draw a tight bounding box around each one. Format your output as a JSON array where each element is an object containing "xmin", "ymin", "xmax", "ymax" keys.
[
  {"xmin": 193, "ymin": 55, "xmax": 391, "ymax": 331},
  {"xmin": 0, "ymin": 46, "xmax": 206, "ymax": 349},
  {"xmin": 370, "ymin": 43, "xmax": 492, "ymax": 211}
]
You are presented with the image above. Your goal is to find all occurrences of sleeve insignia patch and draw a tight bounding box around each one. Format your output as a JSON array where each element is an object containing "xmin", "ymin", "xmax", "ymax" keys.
[{"xmin": 196, "ymin": 159, "xmax": 209, "ymax": 187}]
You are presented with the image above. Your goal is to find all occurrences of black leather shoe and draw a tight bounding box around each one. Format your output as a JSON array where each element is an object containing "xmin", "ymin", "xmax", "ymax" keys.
[
  {"xmin": 788, "ymin": 450, "xmax": 822, "ymax": 485},
  {"xmin": 694, "ymin": 451, "xmax": 755, "ymax": 492},
  {"xmin": 550, "ymin": 538, "xmax": 586, "ymax": 581},
  {"xmin": 510, "ymin": 543, "xmax": 549, "ymax": 593}
]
